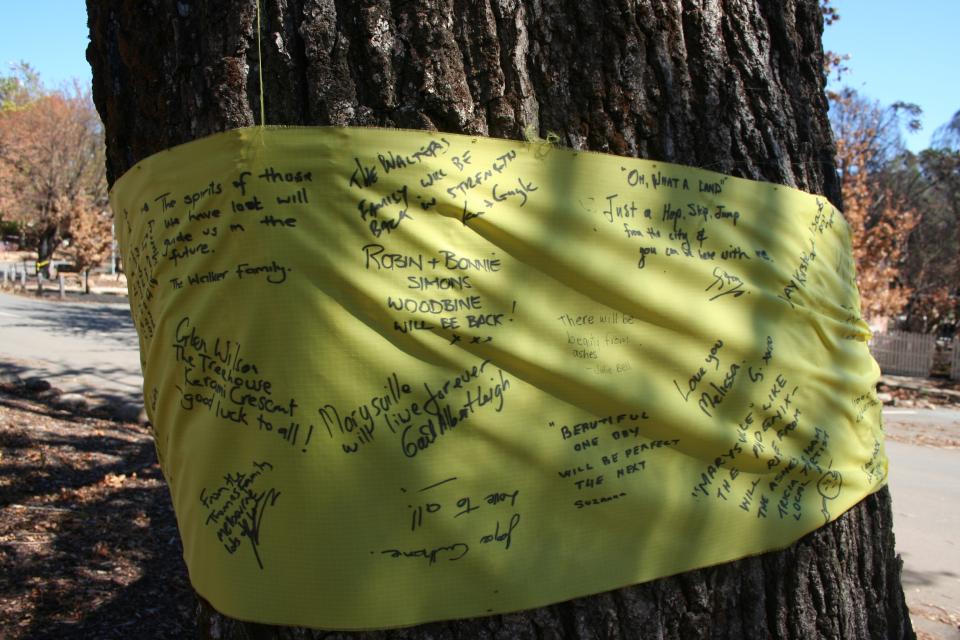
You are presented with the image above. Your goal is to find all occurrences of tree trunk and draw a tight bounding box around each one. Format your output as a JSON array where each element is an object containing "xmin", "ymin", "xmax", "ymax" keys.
[
  {"xmin": 86, "ymin": 1, "xmax": 913, "ymax": 638},
  {"xmin": 37, "ymin": 228, "xmax": 57, "ymax": 279}
]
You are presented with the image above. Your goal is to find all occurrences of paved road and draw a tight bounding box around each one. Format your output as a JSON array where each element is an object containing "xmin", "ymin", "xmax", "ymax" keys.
[
  {"xmin": 0, "ymin": 290, "xmax": 957, "ymax": 636},
  {"xmin": 885, "ymin": 408, "xmax": 960, "ymax": 640},
  {"xmin": 0, "ymin": 291, "xmax": 142, "ymax": 407}
]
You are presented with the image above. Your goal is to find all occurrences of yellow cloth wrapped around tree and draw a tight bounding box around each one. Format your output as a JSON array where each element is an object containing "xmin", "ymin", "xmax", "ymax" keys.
[{"xmin": 110, "ymin": 126, "xmax": 886, "ymax": 630}]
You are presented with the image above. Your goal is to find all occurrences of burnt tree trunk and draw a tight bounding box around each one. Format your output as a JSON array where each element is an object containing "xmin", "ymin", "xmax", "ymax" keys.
[{"xmin": 86, "ymin": 1, "xmax": 913, "ymax": 638}]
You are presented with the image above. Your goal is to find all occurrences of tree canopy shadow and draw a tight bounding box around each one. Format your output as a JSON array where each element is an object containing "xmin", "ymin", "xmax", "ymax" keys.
[{"xmin": 0, "ymin": 391, "xmax": 195, "ymax": 639}]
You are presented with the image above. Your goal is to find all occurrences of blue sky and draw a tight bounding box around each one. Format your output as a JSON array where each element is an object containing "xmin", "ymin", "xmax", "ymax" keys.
[
  {"xmin": 1, "ymin": 3, "xmax": 91, "ymax": 89},
  {"xmin": 822, "ymin": 0, "xmax": 960, "ymax": 151},
  {"xmin": 1, "ymin": 1, "xmax": 957, "ymax": 152}
]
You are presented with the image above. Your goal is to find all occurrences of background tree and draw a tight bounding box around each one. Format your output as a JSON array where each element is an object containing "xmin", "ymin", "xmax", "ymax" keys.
[
  {"xmin": 64, "ymin": 192, "xmax": 114, "ymax": 293},
  {"xmin": 86, "ymin": 1, "xmax": 913, "ymax": 638},
  {"xmin": 896, "ymin": 113, "xmax": 960, "ymax": 334},
  {"xmin": 895, "ymin": 147, "xmax": 960, "ymax": 334},
  {"xmin": 827, "ymin": 95, "xmax": 960, "ymax": 336},
  {"xmin": 933, "ymin": 108, "xmax": 960, "ymax": 150},
  {"xmin": 823, "ymin": 7, "xmax": 957, "ymax": 337},
  {"xmin": 0, "ymin": 62, "xmax": 43, "ymax": 110},
  {"xmin": 0, "ymin": 74, "xmax": 108, "ymax": 278},
  {"xmin": 828, "ymin": 89, "xmax": 919, "ymax": 330}
]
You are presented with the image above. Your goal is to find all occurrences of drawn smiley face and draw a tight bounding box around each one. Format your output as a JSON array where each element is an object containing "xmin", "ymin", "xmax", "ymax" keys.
[{"xmin": 817, "ymin": 469, "xmax": 843, "ymax": 501}]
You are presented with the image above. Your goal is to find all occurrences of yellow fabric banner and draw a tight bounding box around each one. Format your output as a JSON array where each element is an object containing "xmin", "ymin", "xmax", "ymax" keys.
[{"xmin": 111, "ymin": 126, "xmax": 886, "ymax": 630}]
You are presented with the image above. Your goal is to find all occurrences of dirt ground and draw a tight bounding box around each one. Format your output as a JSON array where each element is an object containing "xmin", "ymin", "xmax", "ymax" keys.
[{"xmin": 0, "ymin": 389, "xmax": 195, "ymax": 639}]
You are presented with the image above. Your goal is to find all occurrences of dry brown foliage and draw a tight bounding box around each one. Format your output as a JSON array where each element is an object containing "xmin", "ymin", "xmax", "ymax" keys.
[
  {"xmin": 0, "ymin": 85, "xmax": 109, "ymax": 273},
  {"xmin": 832, "ymin": 90, "xmax": 919, "ymax": 327}
]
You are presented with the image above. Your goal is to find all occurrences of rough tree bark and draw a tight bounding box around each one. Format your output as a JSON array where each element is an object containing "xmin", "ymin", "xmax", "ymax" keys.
[{"xmin": 86, "ymin": 1, "xmax": 913, "ymax": 638}]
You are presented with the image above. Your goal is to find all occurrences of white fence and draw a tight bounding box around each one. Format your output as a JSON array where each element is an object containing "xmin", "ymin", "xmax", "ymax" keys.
[
  {"xmin": 868, "ymin": 331, "xmax": 937, "ymax": 378},
  {"xmin": 952, "ymin": 339, "xmax": 960, "ymax": 381},
  {"xmin": 868, "ymin": 331, "xmax": 960, "ymax": 380},
  {"xmin": 1, "ymin": 262, "xmax": 34, "ymax": 287}
]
